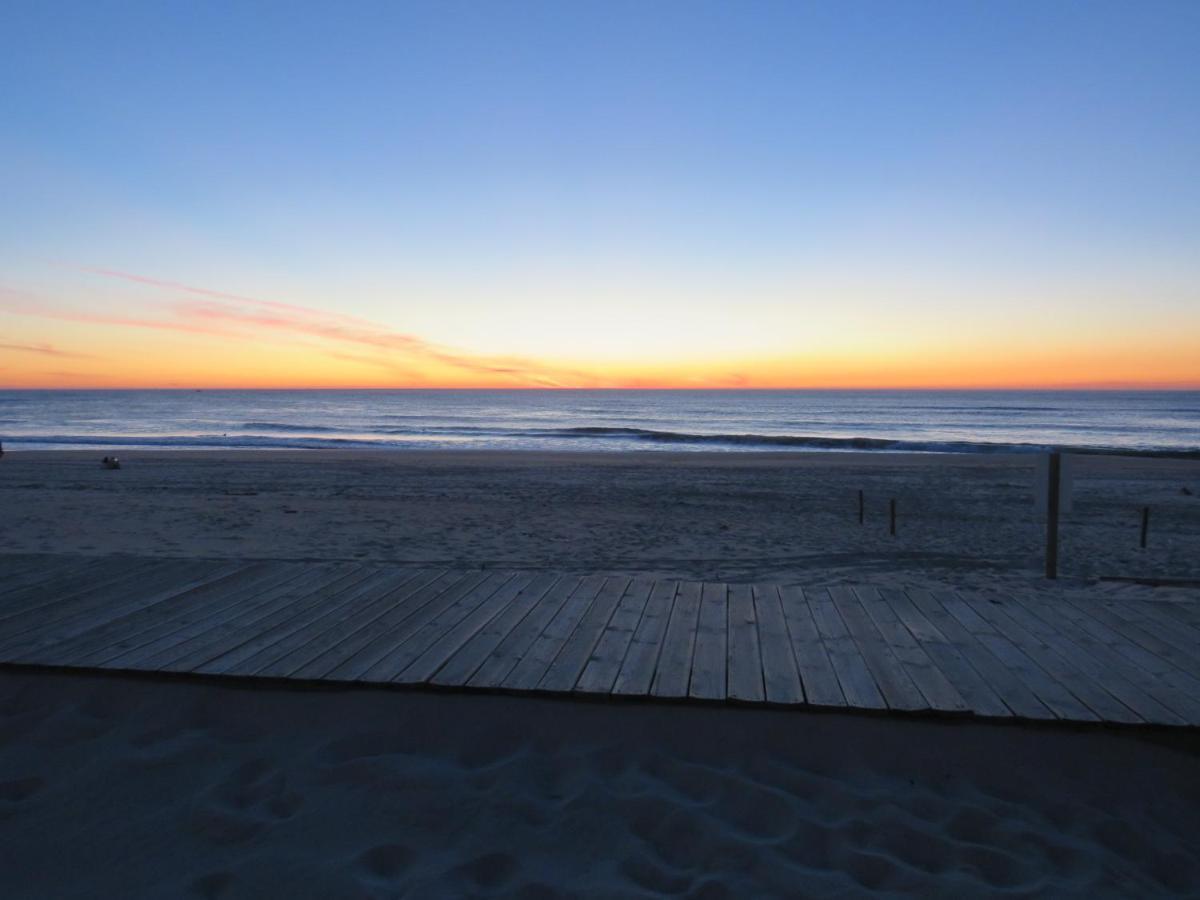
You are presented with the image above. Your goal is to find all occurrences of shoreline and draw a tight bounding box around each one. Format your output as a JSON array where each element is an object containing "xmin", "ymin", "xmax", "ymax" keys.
[
  {"xmin": 4, "ymin": 440, "xmax": 1199, "ymax": 459},
  {"xmin": 6, "ymin": 445, "xmax": 1200, "ymax": 463}
]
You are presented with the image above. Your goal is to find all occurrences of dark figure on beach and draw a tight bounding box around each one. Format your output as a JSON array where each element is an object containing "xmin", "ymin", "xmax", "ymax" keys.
[{"xmin": 101, "ymin": 456, "xmax": 121, "ymax": 470}]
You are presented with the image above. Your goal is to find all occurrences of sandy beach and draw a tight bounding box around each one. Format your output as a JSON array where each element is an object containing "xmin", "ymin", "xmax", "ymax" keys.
[
  {"xmin": 2, "ymin": 449, "xmax": 1199, "ymax": 897},
  {"xmin": 1, "ymin": 449, "xmax": 1197, "ymax": 594},
  {"xmin": 2, "ymin": 670, "xmax": 1198, "ymax": 899}
]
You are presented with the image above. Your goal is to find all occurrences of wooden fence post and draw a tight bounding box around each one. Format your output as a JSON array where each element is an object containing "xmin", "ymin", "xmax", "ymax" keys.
[{"xmin": 1045, "ymin": 452, "xmax": 1060, "ymax": 579}]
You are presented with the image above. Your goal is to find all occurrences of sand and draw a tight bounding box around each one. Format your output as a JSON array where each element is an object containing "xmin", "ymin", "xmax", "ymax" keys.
[
  {"xmin": 0, "ymin": 450, "xmax": 1197, "ymax": 598},
  {"xmin": 1, "ymin": 670, "xmax": 1198, "ymax": 899},
  {"xmin": 2, "ymin": 449, "xmax": 1200, "ymax": 897}
]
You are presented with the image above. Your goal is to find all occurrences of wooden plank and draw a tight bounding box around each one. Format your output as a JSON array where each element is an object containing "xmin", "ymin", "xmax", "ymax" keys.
[
  {"xmin": 0, "ymin": 556, "xmax": 114, "ymax": 601},
  {"xmin": 18, "ymin": 562, "xmax": 308, "ymax": 666},
  {"xmin": 954, "ymin": 591, "xmax": 1141, "ymax": 724},
  {"xmin": 803, "ymin": 587, "xmax": 885, "ymax": 710},
  {"xmin": 1006, "ymin": 595, "xmax": 1190, "ymax": 726},
  {"xmin": 141, "ymin": 564, "xmax": 369, "ymax": 672},
  {"xmin": 852, "ymin": 587, "xmax": 968, "ymax": 713},
  {"xmin": 1085, "ymin": 599, "xmax": 1200, "ymax": 680},
  {"xmin": 1136, "ymin": 595, "xmax": 1200, "ymax": 629},
  {"xmin": 502, "ymin": 575, "xmax": 607, "ymax": 692},
  {"xmin": 0, "ymin": 558, "xmax": 184, "ymax": 635},
  {"xmin": 363, "ymin": 571, "xmax": 517, "ymax": 683},
  {"xmin": 0, "ymin": 554, "xmax": 155, "ymax": 595},
  {"xmin": 611, "ymin": 580, "xmax": 677, "ymax": 697},
  {"xmin": 538, "ymin": 576, "xmax": 632, "ymax": 692},
  {"xmin": 904, "ymin": 589, "xmax": 1050, "ymax": 720},
  {"xmin": 0, "ymin": 559, "xmax": 142, "ymax": 622},
  {"xmin": 252, "ymin": 568, "xmax": 443, "ymax": 679},
  {"xmin": 932, "ymin": 591, "xmax": 1099, "ymax": 723},
  {"xmin": 231, "ymin": 567, "xmax": 435, "ymax": 678},
  {"xmin": 324, "ymin": 570, "xmax": 490, "ymax": 681},
  {"xmin": 431, "ymin": 573, "xmax": 563, "ymax": 687},
  {"xmin": 750, "ymin": 585, "xmax": 803, "ymax": 705},
  {"xmin": 575, "ymin": 577, "xmax": 654, "ymax": 695},
  {"xmin": 726, "ymin": 584, "xmax": 764, "ymax": 702},
  {"xmin": 1092, "ymin": 598, "xmax": 1200, "ymax": 666},
  {"xmin": 287, "ymin": 569, "xmax": 459, "ymax": 679},
  {"xmin": 688, "ymin": 582, "xmax": 728, "ymax": 701},
  {"xmin": 650, "ymin": 581, "xmax": 703, "ymax": 699},
  {"xmin": 468, "ymin": 576, "xmax": 582, "ymax": 689},
  {"xmin": 825, "ymin": 588, "xmax": 926, "ymax": 715},
  {"xmin": 777, "ymin": 586, "xmax": 845, "ymax": 707},
  {"xmin": 199, "ymin": 567, "xmax": 421, "ymax": 677},
  {"xmin": 878, "ymin": 588, "xmax": 1014, "ymax": 719},
  {"xmin": 10, "ymin": 550, "xmax": 1194, "ymax": 730},
  {"xmin": 0, "ymin": 555, "xmax": 58, "ymax": 580},
  {"xmin": 828, "ymin": 587, "xmax": 926, "ymax": 711},
  {"xmin": 156, "ymin": 565, "xmax": 378, "ymax": 673},
  {"xmin": 395, "ymin": 572, "xmax": 540, "ymax": 684},
  {"xmin": 0, "ymin": 557, "xmax": 167, "ymax": 628},
  {"xmin": 1044, "ymin": 597, "xmax": 1200, "ymax": 722},
  {"xmin": 1151, "ymin": 598, "xmax": 1200, "ymax": 630},
  {"xmin": 0, "ymin": 560, "xmax": 242, "ymax": 659}
]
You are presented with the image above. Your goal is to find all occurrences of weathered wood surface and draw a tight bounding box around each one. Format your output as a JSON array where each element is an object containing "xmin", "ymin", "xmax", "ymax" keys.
[{"xmin": 2, "ymin": 553, "xmax": 1199, "ymax": 729}]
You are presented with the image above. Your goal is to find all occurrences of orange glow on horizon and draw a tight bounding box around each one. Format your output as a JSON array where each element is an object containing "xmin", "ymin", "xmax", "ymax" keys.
[
  {"xmin": 2, "ymin": 338, "xmax": 1197, "ymax": 391},
  {"xmin": 2, "ymin": 269, "xmax": 1197, "ymax": 391}
]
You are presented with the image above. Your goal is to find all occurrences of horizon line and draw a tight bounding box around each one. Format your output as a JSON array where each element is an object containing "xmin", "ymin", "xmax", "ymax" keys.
[{"xmin": 2, "ymin": 384, "xmax": 1198, "ymax": 392}]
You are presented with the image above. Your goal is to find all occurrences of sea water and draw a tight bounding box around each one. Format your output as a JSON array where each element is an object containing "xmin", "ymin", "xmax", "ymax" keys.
[{"xmin": 0, "ymin": 390, "xmax": 1197, "ymax": 456}]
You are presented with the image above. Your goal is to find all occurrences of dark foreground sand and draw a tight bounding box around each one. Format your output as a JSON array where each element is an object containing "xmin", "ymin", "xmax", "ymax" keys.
[{"xmin": 1, "ymin": 670, "xmax": 1198, "ymax": 899}]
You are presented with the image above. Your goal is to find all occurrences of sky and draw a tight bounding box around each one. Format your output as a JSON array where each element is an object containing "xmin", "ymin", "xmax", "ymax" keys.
[{"xmin": 1, "ymin": 0, "xmax": 1198, "ymax": 389}]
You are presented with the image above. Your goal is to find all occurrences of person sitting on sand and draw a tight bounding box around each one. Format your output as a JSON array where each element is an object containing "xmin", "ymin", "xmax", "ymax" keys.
[{"xmin": 101, "ymin": 456, "xmax": 121, "ymax": 470}]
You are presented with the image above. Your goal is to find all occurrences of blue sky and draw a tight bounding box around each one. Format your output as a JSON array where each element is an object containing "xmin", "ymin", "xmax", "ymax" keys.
[{"xmin": 1, "ymin": 1, "xmax": 1198, "ymax": 387}]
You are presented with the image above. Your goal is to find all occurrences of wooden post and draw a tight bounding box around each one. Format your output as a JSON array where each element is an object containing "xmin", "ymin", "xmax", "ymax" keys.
[
  {"xmin": 1140, "ymin": 506, "xmax": 1150, "ymax": 549},
  {"xmin": 889, "ymin": 498, "xmax": 896, "ymax": 536},
  {"xmin": 858, "ymin": 490, "xmax": 864, "ymax": 525},
  {"xmin": 1045, "ymin": 452, "xmax": 1060, "ymax": 579}
]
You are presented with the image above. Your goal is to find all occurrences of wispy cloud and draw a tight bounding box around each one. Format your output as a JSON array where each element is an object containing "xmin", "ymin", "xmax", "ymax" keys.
[
  {"xmin": 6, "ymin": 272, "xmax": 600, "ymax": 387},
  {"xmin": 0, "ymin": 339, "xmax": 93, "ymax": 359},
  {"xmin": 74, "ymin": 266, "xmax": 378, "ymax": 327}
]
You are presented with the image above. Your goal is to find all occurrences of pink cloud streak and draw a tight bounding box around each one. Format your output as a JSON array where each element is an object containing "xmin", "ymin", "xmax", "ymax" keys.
[
  {"xmin": 0, "ymin": 339, "xmax": 93, "ymax": 359},
  {"xmin": 6, "ymin": 271, "xmax": 597, "ymax": 387}
]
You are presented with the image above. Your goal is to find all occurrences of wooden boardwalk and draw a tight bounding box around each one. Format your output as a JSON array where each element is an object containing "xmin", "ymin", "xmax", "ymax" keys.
[{"xmin": 2, "ymin": 554, "xmax": 1199, "ymax": 728}]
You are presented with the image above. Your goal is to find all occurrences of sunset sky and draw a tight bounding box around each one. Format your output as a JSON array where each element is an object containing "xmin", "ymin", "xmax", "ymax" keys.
[{"xmin": 2, "ymin": 1, "xmax": 1198, "ymax": 389}]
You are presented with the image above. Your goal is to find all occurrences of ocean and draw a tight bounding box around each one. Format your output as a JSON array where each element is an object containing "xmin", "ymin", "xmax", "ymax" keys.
[{"xmin": 0, "ymin": 390, "xmax": 1197, "ymax": 456}]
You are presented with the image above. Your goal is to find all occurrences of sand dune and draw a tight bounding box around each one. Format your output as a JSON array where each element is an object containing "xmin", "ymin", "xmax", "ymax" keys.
[{"xmin": 1, "ymin": 670, "xmax": 1197, "ymax": 898}]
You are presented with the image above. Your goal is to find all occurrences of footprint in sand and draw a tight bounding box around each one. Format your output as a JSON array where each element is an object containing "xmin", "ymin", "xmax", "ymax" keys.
[
  {"xmin": 0, "ymin": 775, "xmax": 45, "ymax": 805},
  {"xmin": 357, "ymin": 842, "xmax": 413, "ymax": 887},
  {"xmin": 191, "ymin": 870, "xmax": 235, "ymax": 899},
  {"xmin": 0, "ymin": 776, "xmax": 46, "ymax": 824},
  {"xmin": 453, "ymin": 851, "xmax": 518, "ymax": 890},
  {"xmin": 187, "ymin": 759, "xmax": 304, "ymax": 846}
]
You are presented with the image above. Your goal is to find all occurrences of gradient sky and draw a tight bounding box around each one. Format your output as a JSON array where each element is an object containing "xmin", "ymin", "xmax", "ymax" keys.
[{"xmin": 2, "ymin": 1, "xmax": 1198, "ymax": 389}]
